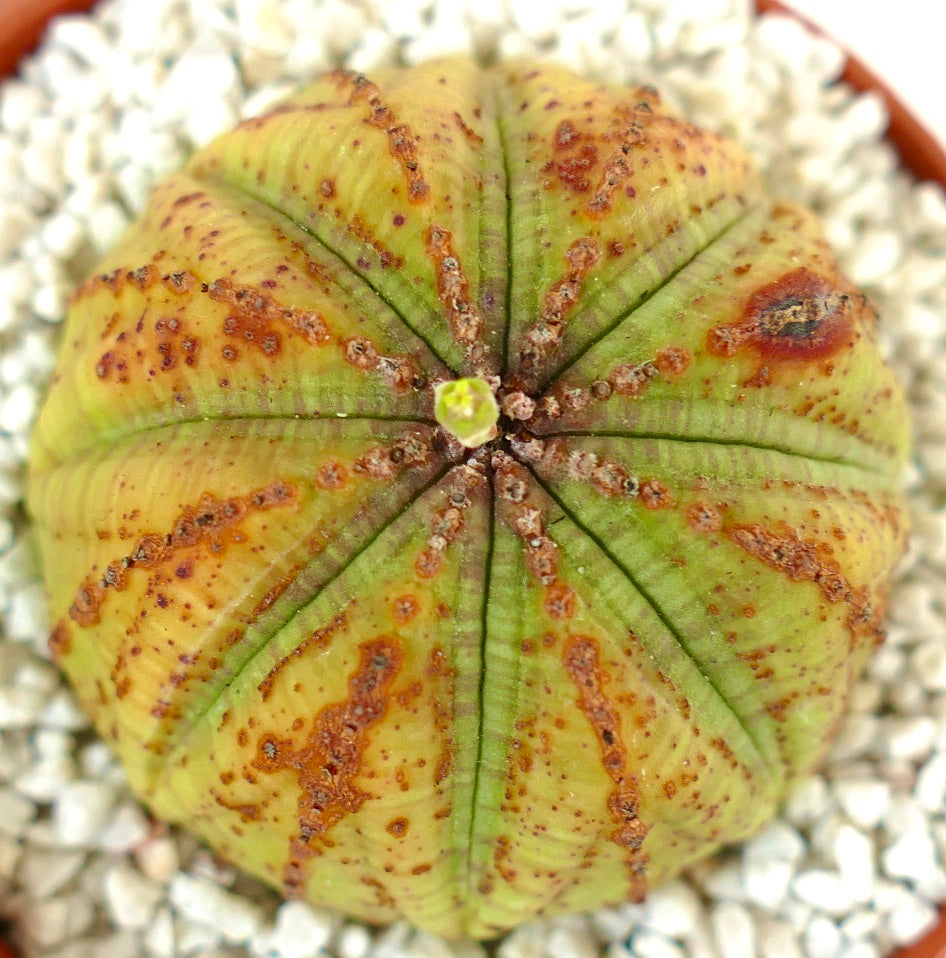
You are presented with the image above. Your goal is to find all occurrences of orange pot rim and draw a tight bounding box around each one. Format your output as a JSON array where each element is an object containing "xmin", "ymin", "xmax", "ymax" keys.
[{"xmin": 1, "ymin": 2, "xmax": 945, "ymax": 958}]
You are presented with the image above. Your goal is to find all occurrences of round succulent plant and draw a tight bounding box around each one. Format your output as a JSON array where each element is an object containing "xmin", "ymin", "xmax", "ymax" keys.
[{"xmin": 28, "ymin": 59, "xmax": 909, "ymax": 938}]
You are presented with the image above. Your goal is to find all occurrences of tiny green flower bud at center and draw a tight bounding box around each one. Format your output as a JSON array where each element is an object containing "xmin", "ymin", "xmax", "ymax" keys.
[{"xmin": 433, "ymin": 377, "xmax": 500, "ymax": 449}]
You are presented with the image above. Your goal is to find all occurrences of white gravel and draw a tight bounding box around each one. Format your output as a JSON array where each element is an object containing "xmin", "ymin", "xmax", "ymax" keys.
[{"xmin": 2, "ymin": 1, "xmax": 946, "ymax": 957}]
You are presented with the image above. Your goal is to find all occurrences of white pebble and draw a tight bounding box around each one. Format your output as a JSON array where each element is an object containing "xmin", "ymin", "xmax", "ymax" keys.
[
  {"xmin": 169, "ymin": 871, "xmax": 265, "ymax": 943},
  {"xmin": 508, "ymin": 0, "xmax": 562, "ymax": 43},
  {"xmin": 96, "ymin": 800, "xmax": 151, "ymax": 852},
  {"xmin": 144, "ymin": 905, "xmax": 176, "ymax": 958},
  {"xmin": 782, "ymin": 775, "xmax": 830, "ymax": 826},
  {"xmin": 249, "ymin": 900, "xmax": 338, "ymax": 958},
  {"xmin": 640, "ymin": 879, "xmax": 702, "ymax": 938},
  {"xmin": 335, "ymin": 923, "xmax": 373, "ymax": 958},
  {"xmin": 802, "ymin": 914, "xmax": 842, "ymax": 958},
  {"xmin": 103, "ymin": 863, "xmax": 164, "ymax": 930},
  {"xmin": 614, "ymin": 12, "xmax": 654, "ymax": 63},
  {"xmin": 630, "ymin": 929, "xmax": 685, "ymax": 958},
  {"xmin": 742, "ymin": 856, "xmax": 794, "ymax": 910},
  {"xmin": 53, "ymin": 779, "xmax": 116, "ymax": 846},
  {"xmin": 833, "ymin": 778, "xmax": 890, "ymax": 830},
  {"xmin": 17, "ymin": 846, "xmax": 85, "ymax": 898},
  {"xmin": 0, "ymin": 832, "xmax": 22, "ymax": 880},
  {"xmin": 883, "ymin": 887, "xmax": 939, "ymax": 945},
  {"xmin": 31, "ymin": 282, "xmax": 69, "ymax": 322},
  {"xmin": 14, "ymin": 750, "xmax": 76, "ymax": 802},
  {"xmin": 882, "ymin": 715, "xmax": 936, "ymax": 761},
  {"xmin": 0, "ymin": 786, "xmax": 35, "ymax": 835},
  {"xmin": 710, "ymin": 901, "xmax": 757, "ymax": 958},
  {"xmin": 845, "ymin": 229, "xmax": 903, "ymax": 286},
  {"xmin": 176, "ymin": 916, "xmax": 223, "ymax": 952},
  {"xmin": 915, "ymin": 750, "xmax": 946, "ymax": 811},
  {"xmin": 0, "ymin": 203, "xmax": 34, "ymax": 261},
  {"xmin": 838, "ymin": 944, "xmax": 880, "ymax": 958},
  {"xmin": 546, "ymin": 923, "xmax": 598, "ymax": 958},
  {"xmin": 0, "ymin": 685, "xmax": 46, "ymax": 729},
  {"xmin": 0, "ymin": 80, "xmax": 47, "ymax": 134},
  {"xmin": 791, "ymin": 869, "xmax": 856, "ymax": 916},
  {"xmin": 88, "ymin": 200, "xmax": 132, "ymax": 255},
  {"xmin": 839, "ymin": 908, "xmax": 880, "ymax": 942},
  {"xmin": 136, "ymin": 834, "xmax": 180, "ymax": 883},
  {"xmin": 758, "ymin": 919, "xmax": 804, "ymax": 958},
  {"xmin": 20, "ymin": 890, "xmax": 94, "ymax": 948},
  {"xmin": 832, "ymin": 825, "xmax": 876, "ymax": 904},
  {"xmin": 0, "ymin": 382, "xmax": 37, "ymax": 433}
]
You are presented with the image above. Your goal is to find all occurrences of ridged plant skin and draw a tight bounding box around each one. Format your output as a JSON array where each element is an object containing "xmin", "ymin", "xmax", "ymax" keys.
[{"xmin": 28, "ymin": 59, "xmax": 909, "ymax": 939}]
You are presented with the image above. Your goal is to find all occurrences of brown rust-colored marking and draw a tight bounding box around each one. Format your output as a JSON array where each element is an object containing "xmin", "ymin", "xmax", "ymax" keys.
[
  {"xmin": 386, "ymin": 817, "xmax": 409, "ymax": 837},
  {"xmin": 727, "ymin": 522, "xmax": 851, "ymax": 604},
  {"xmin": 207, "ymin": 278, "xmax": 331, "ymax": 356},
  {"xmin": 610, "ymin": 360, "xmax": 658, "ymax": 398},
  {"xmin": 453, "ymin": 111, "xmax": 483, "ymax": 144},
  {"xmin": 654, "ymin": 346, "xmax": 691, "ymax": 377},
  {"xmin": 257, "ymin": 610, "xmax": 350, "ymax": 702},
  {"xmin": 686, "ymin": 501, "xmax": 722, "ymax": 533},
  {"xmin": 316, "ymin": 460, "xmax": 348, "ymax": 490},
  {"xmin": 425, "ymin": 224, "xmax": 486, "ymax": 362},
  {"xmin": 66, "ymin": 481, "xmax": 297, "ymax": 628},
  {"xmin": 708, "ymin": 267, "xmax": 856, "ymax": 363},
  {"xmin": 543, "ymin": 119, "xmax": 598, "ymax": 194},
  {"xmin": 392, "ymin": 594, "xmax": 419, "ymax": 624},
  {"xmin": 426, "ymin": 645, "xmax": 454, "ymax": 787},
  {"xmin": 517, "ymin": 237, "xmax": 601, "ymax": 386},
  {"xmin": 562, "ymin": 635, "xmax": 648, "ymax": 898},
  {"xmin": 413, "ymin": 461, "xmax": 485, "ymax": 581},
  {"xmin": 72, "ymin": 260, "xmax": 200, "ymax": 305},
  {"xmin": 584, "ymin": 104, "xmax": 652, "ymax": 217},
  {"xmin": 251, "ymin": 635, "xmax": 403, "ymax": 897},
  {"xmin": 48, "ymin": 620, "xmax": 73, "ymax": 659},
  {"xmin": 353, "ymin": 429, "xmax": 436, "ymax": 481},
  {"xmin": 345, "ymin": 73, "xmax": 430, "ymax": 203},
  {"xmin": 347, "ymin": 214, "xmax": 404, "ymax": 271},
  {"xmin": 211, "ymin": 788, "xmax": 263, "ymax": 823},
  {"xmin": 341, "ymin": 334, "xmax": 424, "ymax": 392},
  {"xmin": 726, "ymin": 521, "xmax": 879, "ymax": 644}
]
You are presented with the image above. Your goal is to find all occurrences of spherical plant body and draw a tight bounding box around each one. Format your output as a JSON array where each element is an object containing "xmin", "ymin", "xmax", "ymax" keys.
[{"xmin": 28, "ymin": 59, "xmax": 909, "ymax": 938}]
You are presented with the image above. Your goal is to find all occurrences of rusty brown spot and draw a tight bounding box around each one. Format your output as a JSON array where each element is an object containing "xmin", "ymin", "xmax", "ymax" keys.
[
  {"xmin": 453, "ymin": 111, "xmax": 483, "ymax": 145},
  {"xmin": 258, "ymin": 611, "xmax": 349, "ymax": 701},
  {"xmin": 48, "ymin": 620, "xmax": 72, "ymax": 658},
  {"xmin": 211, "ymin": 789, "xmax": 262, "ymax": 822},
  {"xmin": 639, "ymin": 480, "xmax": 671, "ymax": 510},
  {"xmin": 708, "ymin": 267, "xmax": 856, "ymax": 362},
  {"xmin": 316, "ymin": 460, "xmax": 348, "ymax": 490},
  {"xmin": 686, "ymin": 501, "xmax": 722, "ymax": 533},
  {"xmin": 252, "ymin": 635, "xmax": 403, "ymax": 897},
  {"xmin": 654, "ymin": 346, "xmax": 691, "ymax": 377},
  {"xmin": 353, "ymin": 431, "xmax": 435, "ymax": 480},
  {"xmin": 386, "ymin": 817, "xmax": 409, "ymax": 837},
  {"xmin": 207, "ymin": 278, "xmax": 331, "ymax": 354},
  {"xmin": 392, "ymin": 594, "xmax": 419, "ymax": 625},
  {"xmin": 347, "ymin": 214, "xmax": 404, "ymax": 271},
  {"xmin": 347, "ymin": 74, "xmax": 429, "ymax": 203},
  {"xmin": 67, "ymin": 481, "xmax": 297, "ymax": 630},
  {"xmin": 517, "ymin": 237, "xmax": 601, "ymax": 386},
  {"xmin": 544, "ymin": 581, "xmax": 576, "ymax": 620},
  {"xmin": 610, "ymin": 360, "xmax": 658, "ymax": 397},
  {"xmin": 425, "ymin": 645, "xmax": 454, "ymax": 787},
  {"xmin": 545, "ymin": 119, "xmax": 598, "ymax": 193},
  {"xmin": 425, "ymin": 224, "xmax": 486, "ymax": 362},
  {"xmin": 563, "ymin": 635, "xmax": 648, "ymax": 896}
]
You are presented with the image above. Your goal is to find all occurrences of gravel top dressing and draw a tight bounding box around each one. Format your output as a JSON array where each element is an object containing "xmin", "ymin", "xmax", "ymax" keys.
[{"xmin": 2, "ymin": 1, "xmax": 946, "ymax": 957}]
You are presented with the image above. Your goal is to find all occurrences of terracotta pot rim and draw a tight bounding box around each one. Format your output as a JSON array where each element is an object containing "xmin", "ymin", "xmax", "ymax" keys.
[{"xmin": 1, "ymin": 2, "xmax": 945, "ymax": 958}]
